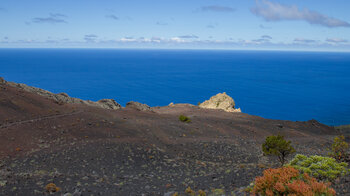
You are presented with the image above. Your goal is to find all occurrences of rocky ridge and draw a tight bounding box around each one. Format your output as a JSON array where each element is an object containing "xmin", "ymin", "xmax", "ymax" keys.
[
  {"xmin": 2, "ymin": 78, "xmax": 243, "ymax": 114},
  {"xmin": 1, "ymin": 77, "xmax": 122, "ymax": 110}
]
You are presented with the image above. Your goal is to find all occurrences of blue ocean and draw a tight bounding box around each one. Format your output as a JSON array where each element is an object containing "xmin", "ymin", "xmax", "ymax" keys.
[{"xmin": 0, "ymin": 49, "xmax": 349, "ymax": 126}]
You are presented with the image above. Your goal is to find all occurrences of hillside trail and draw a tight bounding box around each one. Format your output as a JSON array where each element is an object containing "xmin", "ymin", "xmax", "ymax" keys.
[{"xmin": 0, "ymin": 110, "xmax": 84, "ymax": 129}]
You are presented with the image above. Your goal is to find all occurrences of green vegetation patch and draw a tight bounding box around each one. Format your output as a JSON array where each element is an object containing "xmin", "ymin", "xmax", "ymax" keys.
[
  {"xmin": 329, "ymin": 135, "xmax": 349, "ymax": 162},
  {"xmin": 179, "ymin": 115, "xmax": 191, "ymax": 123},
  {"xmin": 262, "ymin": 134, "xmax": 295, "ymax": 166},
  {"xmin": 289, "ymin": 154, "xmax": 349, "ymax": 181},
  {"xmin": 334, "ymin": 124, "xmax": 350, "ymax": 130}
]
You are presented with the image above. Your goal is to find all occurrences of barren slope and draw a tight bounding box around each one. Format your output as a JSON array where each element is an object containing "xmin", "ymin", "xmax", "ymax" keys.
[{"xmin": 0, "ymin": 82, "xmax": 348, "ymax": 195}]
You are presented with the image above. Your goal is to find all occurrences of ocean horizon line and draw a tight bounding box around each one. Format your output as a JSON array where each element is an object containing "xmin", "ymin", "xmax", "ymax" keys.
[{"xmin": 1, "ymin": 47, "xmax": 350, "ymax": 53}]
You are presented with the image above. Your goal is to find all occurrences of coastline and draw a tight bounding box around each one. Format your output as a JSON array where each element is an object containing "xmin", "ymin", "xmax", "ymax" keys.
[
  {"xmin": 2, "ymin": 76, "xmax": 348, "ymax": 126},
  {"xmin": 0, "ymin": 77, "xmax": 349, "ymax": 195}
]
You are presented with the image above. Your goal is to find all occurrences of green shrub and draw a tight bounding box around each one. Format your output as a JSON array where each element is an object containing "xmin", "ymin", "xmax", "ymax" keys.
[
  {"xmin": 179, "ymin": 115, "xmax": 191, "ymax": 123},
  {"xmin": 289, "ymin": 154, "xmax": 349, "ymax": 181},
  {"xmin": 262, "ymin": 135, "xmax": 295, "ymax": 166},
  {"xmin": 328, "ymin": 135, "xmax": 349, "ymax": 162}
]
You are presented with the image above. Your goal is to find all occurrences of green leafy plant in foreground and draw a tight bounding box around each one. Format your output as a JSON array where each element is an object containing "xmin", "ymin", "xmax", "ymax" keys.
[
  {"xmin": 262, "ymin": 134, "xmax": 295, "ymax": 166},
  {"xmin": 328, "ymin": 135, "xmax": 349, "ymax": 162},
  {"xmin": 289, "ymin": 154, "xmax": 349, "ymax": 182},
  {"xmin": 179, "ymin": 115, "xmax": 191, "ymax": 123}
]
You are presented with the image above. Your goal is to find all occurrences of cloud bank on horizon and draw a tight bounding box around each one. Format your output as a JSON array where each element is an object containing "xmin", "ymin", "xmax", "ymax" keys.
[{"xmin": 0, "ymin": 0, "xmax": 350, "ymax": 51}]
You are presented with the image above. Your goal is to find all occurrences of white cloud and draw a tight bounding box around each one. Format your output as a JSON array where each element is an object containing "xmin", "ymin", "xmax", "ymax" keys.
[
  {"xmin": 251, "ymin": 0, "xmax": 350, "ymax": 28},
  {"xmin": 294, "ymin": 38, "xmax": 317, "ymax": 44},
  {"xmin": 261, "ymin": 35, "xmax": 272, "ymax": 39},
  {"xmin": 106, "ymin": 14, "xmax": 119, "ymax": 21},
  {"xmin": 326, "ymin": 38, "xmax": 348, "ymax": 44},
  {"xmin": 156, "ymin": 21, "xmax": 168, "ymax": 26},
  {"xmin": 177, "ymin": 35, "xmax": 199, "ymax": 39},
  {"xmin": 170, "ymin": 37, "xmax": 186, "ymax": 43},
  {"xmin": 201, "ymin": 5, "xmax": 235, "ymax": 13},
  {"xmin": 120, "ymin": 37, "xmax": 136, "ymax": 42},
  {"xmin": 32, "ymin": 13, "xmax": 67, "ymax": 24},
  {"xmin": 84, "ymin": 34, "xmax": 98, "ymax": 42}
]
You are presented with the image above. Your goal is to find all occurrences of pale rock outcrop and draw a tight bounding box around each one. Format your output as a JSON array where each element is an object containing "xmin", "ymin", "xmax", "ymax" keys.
[
  {"xmin": 4, "ymin": 78, "xmax": 121, "ymax": 110},
  {"xmin": 199, "ymin": 92, "xmax": 241, "ymax": 113},
  {"xmin": 126, "ymin": 101, "xmax": 152, "ymax": 111},
  {"xmin": 97, "ymin": 99, "xmax": 122, "ymax": 110}
]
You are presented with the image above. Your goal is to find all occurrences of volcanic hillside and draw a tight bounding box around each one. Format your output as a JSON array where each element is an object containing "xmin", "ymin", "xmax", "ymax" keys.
[{"xmin": 0, "ymin": 78, "xmax": 348, "ymax": 195}]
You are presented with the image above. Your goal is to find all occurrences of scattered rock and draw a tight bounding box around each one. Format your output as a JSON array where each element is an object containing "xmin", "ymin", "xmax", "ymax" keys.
[{"xmin": 199, "ymin": 92, "xmax": 241, "ymax": 112}]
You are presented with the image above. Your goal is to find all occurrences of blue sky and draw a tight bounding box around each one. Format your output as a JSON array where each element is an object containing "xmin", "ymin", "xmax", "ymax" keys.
[{"xmin": 1, "ymin": 0, "xmax": 350, "ymax": 51}]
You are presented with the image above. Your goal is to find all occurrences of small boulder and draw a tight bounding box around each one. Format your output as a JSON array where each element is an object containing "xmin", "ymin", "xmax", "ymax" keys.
[
  {"xmin": 199, "ymin": 92, "xmax": 241, "ymax": 112},
  {"xmin": 97, "ymin": 99, "xmax": 122, "ymax": 110},
  {"xmin": 54, "ymin": 92, "xmax": 72, "ymax": 104},
  {"xmin": 126, "ymin": 101, "xmax": 152, "ymax": 111}
]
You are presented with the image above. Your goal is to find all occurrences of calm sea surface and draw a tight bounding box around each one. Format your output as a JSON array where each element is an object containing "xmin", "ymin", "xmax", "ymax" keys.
[{"xmin": 0, "ymin": 49, "xmax": 349, "ymax": 126}]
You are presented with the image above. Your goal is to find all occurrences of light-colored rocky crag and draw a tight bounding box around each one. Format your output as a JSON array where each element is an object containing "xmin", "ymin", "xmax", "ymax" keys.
[
  {"xmin": 0, "ymin": 77, "xmax": 5, "ymax": 85},
  {"xmin": 199, "ymin": 92, "xmax": 241, "ymax": 112},
  {"xmin": 96, "ymin": 99, "xmax": 122, "ymax": 110},
  {"xmin": 1, "ymin": 77, "xmax": 121, "ymax": 110},
  {"xmin": 126, "ymin": 101, "xmax": 153, "ymax": 111}
]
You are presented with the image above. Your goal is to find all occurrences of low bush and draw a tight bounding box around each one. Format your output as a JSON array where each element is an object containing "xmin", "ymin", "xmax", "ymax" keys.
[
  {"xmin": 179, "ymin": 115, "xmax": 191, "ymax": 123},
  {"xmin": 289, "ymin": 154, "xmax": 349, "ymax": 181},
  {"xmin": 328, "ymin": 135, "xmax": 349, "ymax": 162},
  {"xmin": 45, "ymin": 183, "xmax": 60, "ymax": 193},
  {"xmin": 185, "ymin": 186, "xmax": 195, "ymax": 195},
  {"xmin": 210, "ymin": 189, "xmax": 225, "ymax": 195},
  {"xmin": 197, "ymin": 189, "xmax": 206, "ymax": 196},
  {"xmin": 252, "ymin": 166, "xmax": 336, "ymax": 196}
]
